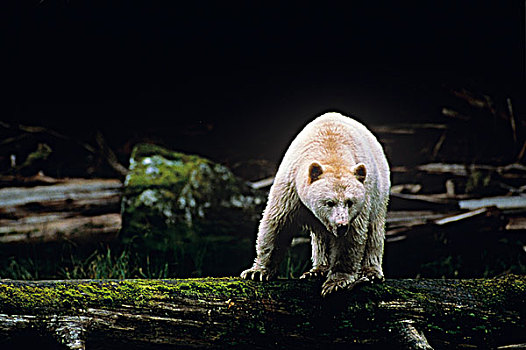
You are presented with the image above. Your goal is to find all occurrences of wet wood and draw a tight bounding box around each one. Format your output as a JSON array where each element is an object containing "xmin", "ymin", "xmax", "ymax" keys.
[{"xmin": 0, "ymin": 276, "xmax": 524, "ymax": 350}]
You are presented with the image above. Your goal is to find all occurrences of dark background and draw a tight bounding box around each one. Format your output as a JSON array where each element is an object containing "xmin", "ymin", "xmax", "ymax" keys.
[
  {"xmin": 5, "ymin": 1, "xmax": 525, "ymax": 167},
  {"xmin": 2, "ymin": 1, "xmax": 526, "ymax": 285}
]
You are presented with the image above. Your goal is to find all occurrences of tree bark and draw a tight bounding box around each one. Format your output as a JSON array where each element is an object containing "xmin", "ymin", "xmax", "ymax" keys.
[{"xmin": 0, "ymin": 276, "xmax": 524, "ymax": 350}]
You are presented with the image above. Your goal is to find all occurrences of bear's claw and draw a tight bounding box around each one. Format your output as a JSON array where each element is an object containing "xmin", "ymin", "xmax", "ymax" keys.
[
  {"xmin": 240, "ymin": 267, "xmax": 275, "ymax": 282},
  {"xmin": 299, "ymin": 265, "xmax": 329, "ymax": 280},
  {"xmin": 321, "ymin": 273, "xmax": 369, "ymax": 297},
  {"xmin": 360, "ymin": 266, "xmax": 385, "ymax": 283}
]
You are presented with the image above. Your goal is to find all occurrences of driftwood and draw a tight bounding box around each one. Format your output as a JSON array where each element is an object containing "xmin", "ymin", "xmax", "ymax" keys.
[
  {"xmin": 0, "ymin": 178, "xmax": 122, "ymax": 244},
  {"xmin": 0, "ymin": 276, "xmax": 524, "ymax": 350}
]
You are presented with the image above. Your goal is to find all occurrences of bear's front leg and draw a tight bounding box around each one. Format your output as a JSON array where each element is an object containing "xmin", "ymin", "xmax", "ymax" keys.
[
  {"xmin": 240, "ymin": 186, "xmax": 298, "ymax": 282},
  {"xmin": 300, "ymin": 231, "xmax": 329, "ymax": 279},
  {"xmin": 359, "ymin": 211, "xmax": 387, "ymax": 283},
  {"xmin": 321, "ymin": 229, "xmax": 367, "ymax": 297}
]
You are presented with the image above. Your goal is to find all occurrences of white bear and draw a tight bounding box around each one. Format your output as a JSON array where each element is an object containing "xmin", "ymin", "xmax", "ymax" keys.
[{"xmin": 241, "ymin": 112, "xmax": 390, "ymax": 296}]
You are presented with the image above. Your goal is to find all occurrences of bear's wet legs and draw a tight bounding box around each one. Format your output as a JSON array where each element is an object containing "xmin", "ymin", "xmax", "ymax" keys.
[
  {"xmin": 240, "ymin": 192, "xmax": 298, "ymax": 281},
  {"xmin": 300, "ymin": 231, "xmax": 330, "ymax": 279},
  {"xmin": 360, "ymin": 209, "xmax": 387, "ymax": 282},
  {"xmin": 321, "ymin": 232, "xmax": 366, "ymax": 297}
]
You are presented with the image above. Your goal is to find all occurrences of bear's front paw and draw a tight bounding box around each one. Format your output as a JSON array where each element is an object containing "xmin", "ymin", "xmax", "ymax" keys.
[
  {"xmin": 321, "ymin": 272, "xmax": 364, "ymax": 297},
  {"xmin": 299, "ymin": 265, "xmax": 329, "ymax": 280},
  {"xmin": 360, "ymin": 265, "xmax": 385, "ymax": 284},
  {"xmin": 240, "ymin": 267, "xmax": 276, "ymax": 282}
]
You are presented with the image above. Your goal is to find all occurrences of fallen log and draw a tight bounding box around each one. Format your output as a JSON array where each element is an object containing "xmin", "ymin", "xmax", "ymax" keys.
[
  {"xmin": 459, "ymin": 196, "xmax": 526, "ymax": 211},
  {"xmin": 0, "ymin": 276, "xmax": 524, "ymax": 350},
  {"xmin": 0, "ymin": 178, "xmax": 122, "ymax": 244},
  {"xmin": 0, "ymin": 213, "xmax": 121, "ymax": 244}
]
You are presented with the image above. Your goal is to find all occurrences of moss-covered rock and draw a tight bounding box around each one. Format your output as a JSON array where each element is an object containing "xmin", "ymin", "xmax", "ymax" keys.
[{"xmin": 121, "ymin": 143, "xmax": 267, "ymax": 277}]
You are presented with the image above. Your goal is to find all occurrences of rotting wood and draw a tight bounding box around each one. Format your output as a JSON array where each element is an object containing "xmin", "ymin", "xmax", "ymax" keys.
[
  {"xmin": 0, "ymin": 276, "xmax": 524, "ymax": 350},
  {"xmin": 459, "ymin": 196, "xmax": 526, "ymax": 211},
  {"xmin": 506, "ymin": 217, "xmax": 526, "ymax": 231},
  {"xmin": 248, "ymin": 176, "xmax": 274, "ymax": 190},
  {"xmin": 433, "ymin": 207, "xmax": 491, "ymax": 226},
  {"xmin": 0, "ymin": 172, "xmax": 64, "ymax": 187},
  {"xmin": 385, "ymin": 207, "xmax": 505, "ymax": 243},
  {"xmin": 441, "ymin": 107, "xmax": 470, "ymax": 121},
  {"xmin": 391, "ymin": 162, "xmax": 526, "ymax": 177},
  {"xmin": 389, "ymin": 192, "xmax": 458, "ymax": 211},
  {"xmin": 0, "ymin": 178, "xmax": 122, "ymax": 245},
  {"xmin": 0, "ymin": 179, "xmax": 122, "ymax": 210},
  {"xmin": 0, "ymin": 213, "xmax": 121, "ymax": 244}
]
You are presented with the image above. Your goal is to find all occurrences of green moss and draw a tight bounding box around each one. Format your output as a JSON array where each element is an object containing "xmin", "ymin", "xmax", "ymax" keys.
[
  {"xmin": 120, "ymin": 143, "xmax": 266, "ymax": 277},
  {"xmin": 364, "ymin": 275, "xmax": 526, "ymax": 347},
  {"xmin": 456, "ymin": 274, "xmax": 526, "ymax": 307},
  {"xmin": 0, "ymin": 278, "xmax": 265, "ymax": 314},
  {"xmin": 20, "ymin": 143, "xmax": 52, "ymax": 169},
  {"xmin": 3, "ymin": 277, "xmax": 521, "ymax": 348}
]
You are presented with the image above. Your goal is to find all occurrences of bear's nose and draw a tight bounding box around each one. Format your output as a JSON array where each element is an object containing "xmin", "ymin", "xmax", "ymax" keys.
[{"xmin": 336, "ymin": 224, "xmax": 349, "ymax": 237}]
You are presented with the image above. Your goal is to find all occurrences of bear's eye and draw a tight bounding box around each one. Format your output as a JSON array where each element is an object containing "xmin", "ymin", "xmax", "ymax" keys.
[
  {"xmin": 326, "ymin": 200, "xmax": 336, "ymax": 207},
  {"xmin": 345, "ymin": 199, "xmax": 353, "ymax": 207}
]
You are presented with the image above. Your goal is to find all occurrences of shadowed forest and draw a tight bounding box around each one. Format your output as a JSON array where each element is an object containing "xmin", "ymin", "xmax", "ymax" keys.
[{"xmin": 2, "ymin": 2, "xmax": 525, "ymax": 288}]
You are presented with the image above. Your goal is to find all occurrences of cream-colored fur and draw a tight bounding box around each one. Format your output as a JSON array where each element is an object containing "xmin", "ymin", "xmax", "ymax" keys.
[{"xmin": 241, "ymin": 112, "xmax": 390, "ymax": 296}]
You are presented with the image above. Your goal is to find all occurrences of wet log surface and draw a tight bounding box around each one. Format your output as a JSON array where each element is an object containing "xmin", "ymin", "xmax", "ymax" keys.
[
  {"xmin": 0, "ymin": 276, "xmax": 524, "ymax": 350},
  {"xmin": 0, "ymin": 178, "xmax": 122, "ymax": 244}
]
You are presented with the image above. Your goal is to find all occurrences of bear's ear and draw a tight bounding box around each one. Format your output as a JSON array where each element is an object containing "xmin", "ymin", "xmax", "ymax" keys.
[
  {"xmin": 352, "ymin": 163, "xmax": 367, "ymax": 183},
  {"xmin": 308, "ymin": 162, "xmax": 323, "ymax": 184}
]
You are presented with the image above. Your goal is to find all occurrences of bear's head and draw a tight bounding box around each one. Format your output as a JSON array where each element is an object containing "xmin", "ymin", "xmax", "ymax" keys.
[{"xmin": 301, "ymin": 161, "xmax": 367, "ymax": 237}]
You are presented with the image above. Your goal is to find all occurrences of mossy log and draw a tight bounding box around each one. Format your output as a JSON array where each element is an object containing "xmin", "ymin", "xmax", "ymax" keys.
[{"xmin": 0, "ymin": 276, "xmax": 525, "ymax": 350}]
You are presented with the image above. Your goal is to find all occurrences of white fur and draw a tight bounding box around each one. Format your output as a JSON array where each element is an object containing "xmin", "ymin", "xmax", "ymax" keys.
[{"xmin": 241, "ymin": 112, "xmax": 390, "ymax": 295}]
